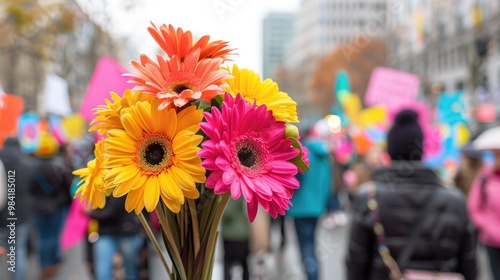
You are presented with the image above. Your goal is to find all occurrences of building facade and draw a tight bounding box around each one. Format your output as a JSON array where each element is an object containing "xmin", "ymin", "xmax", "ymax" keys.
[
  {"xmin": 387, "ymin": 0, "xmax": 500, "ymax": 94},
  {"xmin": 0, "ymin": 0, "xmax": 121, "ymax": 113},
  {"xmin": 285, "ymin": 0, "xmax": 388, "ymax": 70},
  {"xmin": 276, "ymin": 0, "xmax": 388, "ymax": 128},
  {"xmin": 262, "ymin": 13, "xmax": 295, "ymax": 80},
  {"xmin": 386, "ymin": 0, "xmax": 500, "ymax": 129}
]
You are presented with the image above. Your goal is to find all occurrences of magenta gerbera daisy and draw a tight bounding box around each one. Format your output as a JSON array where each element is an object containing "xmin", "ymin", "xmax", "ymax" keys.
[{"xmin": 198, "ymin": 93, "xmax": 300, "ymax": 222}]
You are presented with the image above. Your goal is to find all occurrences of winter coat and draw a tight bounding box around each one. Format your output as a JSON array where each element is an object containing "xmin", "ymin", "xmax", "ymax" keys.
[
  {"xmin": 467, "ymin": 167, "xmax": 500, "ymax": 247},
  {"xmin": 346, "ymin": 162, "xmax": 477, "ymax": 280},
  {"xmin": 90, "ymin": 196, "xmax": 142, "ymax": 236},
  {"xmin": 30, "ymin": 154, "xmax": 73, "ymax": 215},
  {"xmin": 287, "ymin": 139, "xmax": 332, "ymax": 218},
  {"xmin": 0, "ymin": 138, "xmax": 35, "ymax": 225},
  {"xmin": 221, "ymin": 197, "xmax": 250, "ymax": 241}
]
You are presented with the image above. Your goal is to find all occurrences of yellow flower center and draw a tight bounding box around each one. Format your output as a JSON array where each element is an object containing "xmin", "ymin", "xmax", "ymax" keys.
[{"xmin": 137, "ymin": 133, "xmax": 173, "ymax": 175}]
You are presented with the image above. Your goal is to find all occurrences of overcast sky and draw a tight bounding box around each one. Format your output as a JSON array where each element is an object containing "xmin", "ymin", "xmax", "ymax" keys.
[{"xmin": 80, "ymin": 0, "xmax": 300, "ymax": 76}]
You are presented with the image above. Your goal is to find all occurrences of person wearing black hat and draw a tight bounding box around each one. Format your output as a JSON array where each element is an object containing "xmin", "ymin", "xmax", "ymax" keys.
[
  {"xmin": 386, "ymin": 109, "xmax": 424, "ymax": 161},
  {"xmin": 346, "ymin": 109, "xmax": 477, "ymax": 280}
]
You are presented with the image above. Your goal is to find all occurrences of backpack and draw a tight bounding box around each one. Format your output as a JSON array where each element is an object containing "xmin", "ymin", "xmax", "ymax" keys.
[{"xmin": 31, "ymin": 157, "xmax": 72, "ymax": 215}]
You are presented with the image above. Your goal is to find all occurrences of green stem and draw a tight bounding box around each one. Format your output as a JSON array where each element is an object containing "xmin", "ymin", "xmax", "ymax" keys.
[
  {"xmin": 163, "ymin": 204, "xmax": 181, "ymax": 250},
  {"xmin": 138, "ymin": 213, "xmax": 172, "ymax": 278},
  {"xmin": 201, "ymin": 192, "xmax": 231, "ymax": 279},
  {"xmin": 206, "ymin": 231, "xmax": 219, "ymax": 280},
  {"xmin": 199, "ymin": 192, "xmax": 216, "ymax": 238},
  {"xmin": 156, "ymin": 205, "xmax": 188, "ymax": 280},
  {"xmin": 187, "ymin": 199, "xmax": 200, "ymax": 256},
  {"xmin": 178, "ymin": 207, "xmax": 184, "ymax": 248}
]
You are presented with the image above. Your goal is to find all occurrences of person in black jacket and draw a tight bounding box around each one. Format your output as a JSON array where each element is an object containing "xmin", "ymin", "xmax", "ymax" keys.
[
  {"xmin": 31, "ymin": 139, "xmax": 74, "ymax": 279},
  {"xmin": 0, "ymin": 137, "xmax": 36, "ymax": 280},
  {"xmin": 346, "ymin": 109, "xmax": 477, "ymax": 280},
  {"xmin": 90, "ymin": 196, "xmax": 144, "ymax": 280}
]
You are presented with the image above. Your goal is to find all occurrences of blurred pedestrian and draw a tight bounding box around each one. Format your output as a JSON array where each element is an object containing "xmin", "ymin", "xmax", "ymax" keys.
[
  {"xmin": 221, "ymin": 197, "xmax": 251, "ymax": 280},
  {"xmin": 270, "ymin": 212, "xmax": 286, "ymax": 250},
  {"xmin": 248, "ymin": 206, "xmax": 271, "ymax": 279},
  {"xmin": 0, "ymin": 159, "xmax": 5, "ymax": 211},
  {"xmin": 30, "ymin": 132, "xmax": 73, "ymax": 279},
  {"xmin": 454, "ymin": 144, "xmax": 484, "ymax": 197},
  {"xmin": 343, "ymin": 159, "xmax": 373, "ymax": 197},
  {"xmin": 321, "ymin": 159, "xmax": 347, "ymax": 230},
  {"xmin": 146, "ymin": 211, "xmax": 170, "ymax": 280},
  {"xmin": 346, "ymin": 109, "xmax": 477, "ymax": 280},
  {"xmin": 343, "ymin": 146, "xmax": 390, "ymax": 198},
  {"xmin": 0, "ymin": 137, "xmax": 35, "ymax": 280},
  {"xmin": 90, "ymin": 196, "xmax": 143, "ymax": 280},
  {"xmin": 467, "ymin": 148, "xmax": 500, "ymax": 280},
  {"xmin": 287, "ymin": 129, "xmax": 332, "ymax": 280},
  {"xmin": 66, "ymin": 134, "xmax": 96, "ymax": 276}
]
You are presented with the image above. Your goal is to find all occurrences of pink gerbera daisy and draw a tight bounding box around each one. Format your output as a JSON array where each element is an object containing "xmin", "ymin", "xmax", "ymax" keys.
[
  {"xmin": 198, "ymin": 93, "xmax": 300, "ymax": 222},
  {"xmin": 127, "ymin": 48, "xmax": 232, "ymax": 109}
]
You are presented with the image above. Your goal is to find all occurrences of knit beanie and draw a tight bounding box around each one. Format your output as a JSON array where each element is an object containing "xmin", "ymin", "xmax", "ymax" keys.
[{"xmin": 387, "ymin": 109, "xmax": 423, "ymax": 161}]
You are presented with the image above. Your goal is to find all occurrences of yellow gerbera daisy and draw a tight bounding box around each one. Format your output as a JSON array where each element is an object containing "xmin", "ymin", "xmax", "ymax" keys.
[
  {"xmin": 224, "ymin": 65, "xmax": 299, "ymax": 123},
  {"xmin": 73, "ymin": 139, "xmax": 109, "ymax": 209},
  {"xmin": 104, "ymin": 101, "xmax": 206, "ymax": 214},
  {"xmin": 89, "ymin": 89, "xmax": 154, "ymax": 135}
]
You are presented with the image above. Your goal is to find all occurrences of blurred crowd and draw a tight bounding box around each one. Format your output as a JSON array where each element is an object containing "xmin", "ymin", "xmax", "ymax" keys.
[{"xmin": 0, "ymin": 107, "xmax": 499, "ymax": 280}]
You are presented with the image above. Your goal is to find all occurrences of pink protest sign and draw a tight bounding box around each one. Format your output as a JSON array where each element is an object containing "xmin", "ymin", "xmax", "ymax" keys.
[
  {"xmin": 60, "ymin": 197, "xmax": 90, "ymax": 251},
  {"xmin": 365, "ymin": 67, "xmax": 420, "ymax": 109},
  {"xmin": 79, "ymin": 57, "xmax": 131, "ymax": 122}
]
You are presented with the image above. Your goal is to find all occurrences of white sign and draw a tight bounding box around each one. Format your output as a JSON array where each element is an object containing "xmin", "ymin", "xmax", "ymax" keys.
[
  {"xmin": 0, "ymin": 80, "xmax": 5, "ymax": 108},
  {"xmin": 44, "ymin": 74, "xmax": 72, "ymax": 116},
  {"xmin": 0, "ymin": 79, "xmax": 5, "ymax": 95}
]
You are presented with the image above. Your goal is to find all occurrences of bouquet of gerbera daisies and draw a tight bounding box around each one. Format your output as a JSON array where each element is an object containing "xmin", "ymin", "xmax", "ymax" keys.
[{"xmin": 73, "ymin": 22, "xmax": 310, "ymax": 280}]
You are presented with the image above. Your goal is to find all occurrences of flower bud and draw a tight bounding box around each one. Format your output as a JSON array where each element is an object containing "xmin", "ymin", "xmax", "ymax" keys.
[{"xmin": 285, "ymin": 124, "xmax": 299, "ymax": 139}]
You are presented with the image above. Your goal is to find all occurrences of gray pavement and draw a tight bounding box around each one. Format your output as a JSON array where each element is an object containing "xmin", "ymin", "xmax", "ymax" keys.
[
  {"xmin": 20, "ymin": 214, "xmax": 493, "ymax": 280},
  {"xmin": 26, "ymin": 240, "xmax": 92, "ymax": 280}
]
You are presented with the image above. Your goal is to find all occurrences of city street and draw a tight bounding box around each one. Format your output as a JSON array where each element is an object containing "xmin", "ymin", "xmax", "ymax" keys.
[
  {"xmin": 22, "ymin": 214, "xmax": 493, "ymax": 280},
  {"xmin": 2, "ymin": 1, "xmax": 500, "ymax": 280},
  {"xmin": 23, "ymin": 216, "xmax": 347, "ymax": 280}
]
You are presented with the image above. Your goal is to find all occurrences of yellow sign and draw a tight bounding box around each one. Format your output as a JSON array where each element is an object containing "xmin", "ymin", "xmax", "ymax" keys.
[{"xmin": 62, "ymin": 114, "xmax": 87, "ymax": 141}]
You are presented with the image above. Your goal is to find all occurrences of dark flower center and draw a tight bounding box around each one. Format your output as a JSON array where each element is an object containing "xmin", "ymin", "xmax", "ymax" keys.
[
  {"xmin": 137, "ymin": 133, "xmax": 173, "ymax": 176},
  {"xmin": 145, "ymin": 142, "xmax": 165, "ymax": 165},
  {"xmin": 238, "ymin": 147, "xmax": 256, "ymax": 168},
  {"xmin": 172, "ymin": 83, "xmax": 190, "ymax": 94}
]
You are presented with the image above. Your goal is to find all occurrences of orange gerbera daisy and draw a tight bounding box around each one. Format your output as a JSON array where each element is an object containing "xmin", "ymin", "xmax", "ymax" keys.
[
  {"xmin": 148, "ymin": 22, "xmax": 235, "ymax": 61},
  {"xmin": 128, "ymin": 49, "xmax": 232, "ymax": 109}
]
